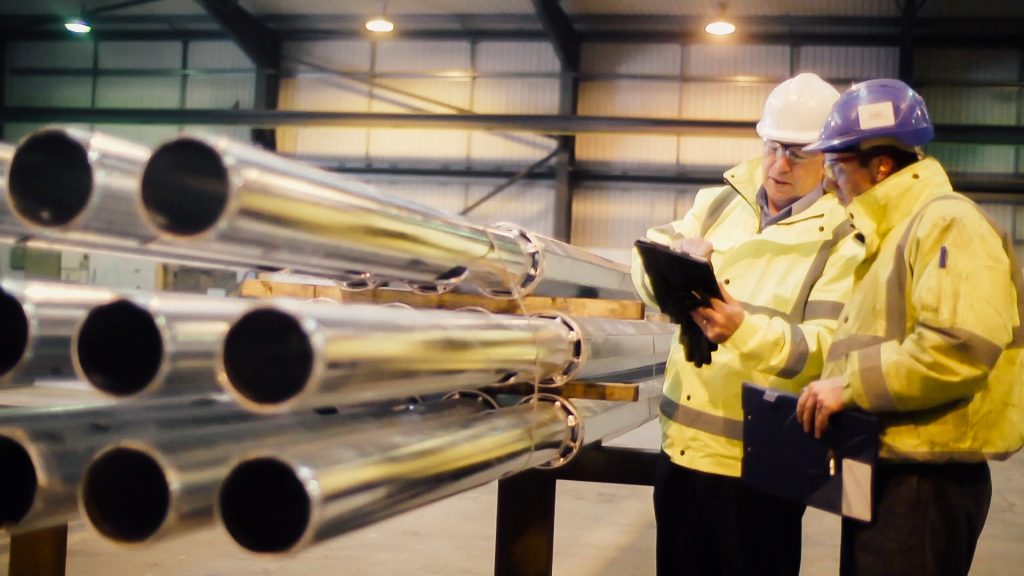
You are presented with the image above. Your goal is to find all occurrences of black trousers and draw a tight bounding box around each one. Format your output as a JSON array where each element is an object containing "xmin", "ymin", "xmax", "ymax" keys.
[
  {"xmin": 653, "ymin": 452, "xmax": 805, "ymax": 576},
  {"xmin": 840, "ymin": 462, "xmax": 992, "ymax": 576}
]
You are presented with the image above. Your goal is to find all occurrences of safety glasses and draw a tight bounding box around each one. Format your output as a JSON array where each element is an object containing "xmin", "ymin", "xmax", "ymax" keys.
[
  {"xmin": 823, "ymin": 154, "xmax": 861, "ymax": 179},
  {"xmin": 763, "ymin": 140, "xmax": 818, "ymax": 165}
]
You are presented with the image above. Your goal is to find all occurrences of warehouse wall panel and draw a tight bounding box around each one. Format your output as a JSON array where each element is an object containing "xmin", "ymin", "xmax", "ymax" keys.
[
  {"xmin": 469, "ymin": 132, "xmax": 556, "ymax": 163},
  {"xmin": 579, "ymin": 80, "xmax": 680, "ymax": 118},
  {"xmin": 797, "ymin": 45, "xmax": 898, "ymax": 80},
  {"xmin": 187, "ymin": 41, "xmax": 253, "ymax": 69},
  {"xmin": 915, "ymin": 49, "xmax": 1019, "ymax": 81},
  {"xmin": 581, "ymin": 43, "xmax": 682, "ymax": 76},
  {"xmin": 471, "ymin": 78, "xmax": 559, "ymax": 114},
  {"xmin": 678, "ymin": 136, "xmax": 762, "ymax": 169},
  {"xmin": 476, "ymin": 41, "xmax": 559, "ymax": 74},
  {"xmin": 928, "ymin": 143, "xmax": 1017, "ymax": 174},
  {"xmin": 920, "ymin": 87, "xmax": 1017, "ymax": 126},
  {"xmin": 6, "ymin": 76, "xmax": 94, "ymax": 107},
  {"xmin": 283, "ymin": 40, "xmax": 373, "ymax": 72},
  {"xmin": 185, "ymin": 75, "xmax": 256, "ymax": 109},
  {"xmin": 572, "ymin": 185, "xmax": 690, "ymax": 264},
  {"xmin": 680, "ymin": 82, "xmax": 771, "ymax": 121},
  {"xmin": 466, "ymin": 183, "xmax": 555, "ymax": 235},
  {"xmin": 684, "ymin": 44, "xmax": 791, "ymax": 78},
  {"xmin": 98, "ymin": 41, "xmax": 182, "ymax": 69},
  {"xmin": 375, "ymin": 41, "xmax": 471, "ymax": 73},
  {"xmin": 576, "ymin": 134, "xmax": 678, "ymax": 166},
  {"xmin": 8, "ymin": 40, "xmax": 93, "ymax": 68},
  {"xmin": 94, "ymin": 77, "xmax": 181, "ymax": 108}
]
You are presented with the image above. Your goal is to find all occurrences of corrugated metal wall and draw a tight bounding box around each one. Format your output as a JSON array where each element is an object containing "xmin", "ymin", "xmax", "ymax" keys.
[{"xmin": 4, "ymin": 37, "xmax": 1023, "ymax": 266}]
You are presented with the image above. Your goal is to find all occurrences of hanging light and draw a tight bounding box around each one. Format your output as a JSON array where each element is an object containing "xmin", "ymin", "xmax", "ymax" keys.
[
  {"xmin": 365, "ymin": 2, "xmax": 395, "ymax": 33},
  {"xmin": 65, "ymin": 18, "xmax": 92, "ymax": 34},
  {"xmin": 705, "ymin": 2, "xmax": 736, "ymax": 36}
]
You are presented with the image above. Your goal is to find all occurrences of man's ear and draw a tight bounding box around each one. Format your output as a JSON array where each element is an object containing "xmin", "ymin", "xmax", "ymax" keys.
[{"xmin": 872, "ymin": 156, "xmax": 895, "ymax": 183}]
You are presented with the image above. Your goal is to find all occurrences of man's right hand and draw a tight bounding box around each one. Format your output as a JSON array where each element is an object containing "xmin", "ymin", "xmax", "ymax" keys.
[{"xmin": 669, "ymin": 237, "xmax": 713, "ymax": 259}]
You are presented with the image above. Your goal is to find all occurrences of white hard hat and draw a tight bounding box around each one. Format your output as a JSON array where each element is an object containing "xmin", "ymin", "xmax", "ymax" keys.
[{"xmin": 756, "ymin": 73, "xmax": 841, "ymax": 145}]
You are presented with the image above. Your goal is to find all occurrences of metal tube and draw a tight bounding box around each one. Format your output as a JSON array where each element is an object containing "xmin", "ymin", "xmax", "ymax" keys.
[
  {"xmin": 6, "ymin": 128, "xmax": 153, "ymax": 239},
  {"xmin": 0, "ymin": 395, "xmax": 266, "ymax": 533},
  {"xmin": 0, "ymin": 280, "xmax": 119, "ymax": 387},
  {"xmin": 73, "ymin": 292, "xmax": 252, "ymax": 398},
  {"xmin": 0, "ymin": 141, "xmax": 26, "ymax": 240},
  {"xmin": 569, "ymin": 316, "xmax": 675, "ymax": 381},
  {"xmin": 218, "ymin": 300, "xmax": 578, "ymax": 412},
  {"xmin": 217, "ymin": 398, "xmax": 579, "ymax": 554},
  {"xmin": 139, "ymin": 134, "xmax": 528, "ymax": 292},
  {"xmin": 78, "ymin": 396, "xmax": 491, "ymax": 545}
]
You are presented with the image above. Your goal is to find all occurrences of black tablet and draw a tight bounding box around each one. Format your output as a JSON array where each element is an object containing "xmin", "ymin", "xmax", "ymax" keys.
[{"xmin": 634, "ymin": 238, "xmax": 722, "ymax": 311}]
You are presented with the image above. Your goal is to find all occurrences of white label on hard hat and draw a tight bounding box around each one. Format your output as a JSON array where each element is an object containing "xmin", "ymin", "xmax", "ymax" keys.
[{"xmin": 857, "ymin": 102, "xmax": 896, "ymax": 130}]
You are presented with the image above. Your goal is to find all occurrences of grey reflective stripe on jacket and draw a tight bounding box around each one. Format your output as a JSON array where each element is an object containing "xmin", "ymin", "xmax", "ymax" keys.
[{"xmin": 660, "ymin": 395, "xmax": 744, "ymax": 440}]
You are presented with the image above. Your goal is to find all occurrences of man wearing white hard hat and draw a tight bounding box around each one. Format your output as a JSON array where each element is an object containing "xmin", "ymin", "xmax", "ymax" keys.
[{"xmin": 631, "ymin": 73, "xmax": 864, "ymax": 576}]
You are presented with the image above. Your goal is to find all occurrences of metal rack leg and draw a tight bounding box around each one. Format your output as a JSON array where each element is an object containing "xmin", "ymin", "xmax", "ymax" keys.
[
  {"xmin": 494, "ymin": 471, "xmax": 557, "ymax": 576},
  {"xmin": 9, "ymin": 524, "xmax": 68, "ymax": 576}
]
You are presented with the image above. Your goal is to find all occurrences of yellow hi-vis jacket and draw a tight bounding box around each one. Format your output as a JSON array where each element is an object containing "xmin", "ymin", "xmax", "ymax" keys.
[
  {"xmin": 631, "ymin": 157, "xmax": 864, "ymax": 477},
  {"xmin": 825, "ymin": 157, "xmax": 1024, "ymax": 462}
]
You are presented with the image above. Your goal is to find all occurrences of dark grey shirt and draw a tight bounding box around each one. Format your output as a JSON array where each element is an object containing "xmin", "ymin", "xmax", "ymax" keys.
[{"xmin": 756, "ymin": 186, "xmax": 824, "ymax": 231}]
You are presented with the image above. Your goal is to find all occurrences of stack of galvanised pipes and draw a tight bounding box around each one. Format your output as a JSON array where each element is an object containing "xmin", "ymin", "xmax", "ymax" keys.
[
  {"xmin": 4, "ymin": 128, "xmax": 637, "ymax": 298},
  {"xmin": 0, "ymin": 127, "xmax": 673, "ymax": 555}
]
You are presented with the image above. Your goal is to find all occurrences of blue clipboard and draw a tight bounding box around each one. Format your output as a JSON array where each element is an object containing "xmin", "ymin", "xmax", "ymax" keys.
[{"xmin": 741, "ymin": 383, "xmax": 879, "ymax": 522}]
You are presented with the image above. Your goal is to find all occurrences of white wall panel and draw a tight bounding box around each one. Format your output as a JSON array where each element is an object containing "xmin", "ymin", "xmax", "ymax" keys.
[
  {"xmin": 187, "ymin": 41, "xmax": 252, "ymax": 69},
  {"xmin": 368, "ymin": 129, "xmax": 469, "ymax": 161},
  {"xmin": 98, "ymin": 41, "xmax": 182, "ymax": 69},
  {"xmin": 680, "ymin": 82, "xmax": 771, "ymax": 120},
  {"xmin": 469, "ymin": 132, "xmax": 555, "ymax": 163},
  {"xmin": 579, "ymin": 81, "xmax": 680, "ymax": 117},
  {"xmin": 281, "ymin": 76, "xmax": 371, "ymax": 111},
  {"xmin": 472, "ymin": 78, "xmax": 559, "ymax": 114},
  {"xmin": 91, "ymin": 124, "xmax": 180, "ymax": 148},
  {"xmin": 9, "ymin": 40, "xmax": 93, "ymax": 68},
  {"xmin": 977, "ymin": 202, "xmax": 1015, "ymax": 234},
  {"xmin": 916, "ymin": 49, "xmax": 1019, "ymax": 81},
  {"xmin": 283, "ymin": 40, "xmax": 372, "ymax": 71},
  {"xmin": 369, "ymin": 79, "xmax": 472, "ymax": 113},
  {"xmin": 798, "ymin": 46, "xmax": 898, "ymax": 80},
  {"xmin": 476, "ymin": 42, "xmax": 559, "ymax": 74},
  {"xmin": 185, "ymin": 75, "xmax": 255, "ymax": 109},
  {"xmin": 684, "ymin": 45, "xmax": 790, "ymax": 78},
  {"xmin": 465, "ymin": 184, "xmax": 554, "ymax": 235},
  {"xmin": 183, "ymin": 126, "xmax": 252, "ymax": 142},
  {"xmin": 918, "ymin": 87, "xmax": 1017, "ymax": 126},
  {"xmin": 371, "ymin": 182, "xmax": 468, "ymax": 215},
  {"xmin": 6, "ymin": 76, "xmax": 93, "ymax": 107},
  {"xmin": 280, "ymin": 127, "xmax": 369, "ymax": 157},
  {"xmin": 679, "ymin": 136, "xmax": 762, "ymax": 169},
  {"xmin": 375, "ymin": 41, "xmax": 471, "ymax": 73},
  {"xmin": 928, "ymin": 143, "xmax": 1017, "ymax": 174},
  {"xmin": 576, "ymin": 134, "xmax": 677, "ymax": 166},
  {"xmin": 581, "ymin": 43, "xmax": 682, "ymax": 75},
  {"xmin": 94, "ymin": 77, "xmax": 181, "ymax": 108},
  {"xmin": 572, "ymin": 185, "xmax": 683, "ymax": 264}
]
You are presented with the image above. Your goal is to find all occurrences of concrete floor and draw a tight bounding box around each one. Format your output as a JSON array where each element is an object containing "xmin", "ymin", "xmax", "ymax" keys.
[{"xmin": 4, "ymin": 421, "xmax": 1024, "ymax": 575}]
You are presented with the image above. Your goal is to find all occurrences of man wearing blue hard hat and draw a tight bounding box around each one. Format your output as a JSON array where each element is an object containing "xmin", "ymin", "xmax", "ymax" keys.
[{"xmin": 797, "ymin": 79, "xmax": 1024, "ymax": 576}]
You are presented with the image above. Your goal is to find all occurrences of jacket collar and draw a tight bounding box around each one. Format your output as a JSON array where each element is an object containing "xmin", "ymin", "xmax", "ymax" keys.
[{"xmin": 845, "ymin": 157, "xmax": 954, "ymax": 253}]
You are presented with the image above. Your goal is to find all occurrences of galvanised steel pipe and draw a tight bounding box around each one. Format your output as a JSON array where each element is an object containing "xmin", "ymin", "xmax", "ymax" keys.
[
  {"xmin": 0, "ymin": 395, "xmax": 267, "ymax": 533},
  {"xmin": 217, "ymin": 396, "xmax": 580, "ymax": 554},
  {"xmin": 218, "ymin": 300, "xmax": 580, "ymax": 412},
  {"xmin": 0, "ymin": 141, "xmax": 26, "ymax": 240},
  {"xmin": 6, "ymin": 128, "xmax": 153, "ymax": 239},
  {"xmin": 73, "ymin": 293, "xmax": 253, "ymax": 398},
  {"xmin": 139, "ymin": 134, "xmax": 635, "ymax": 298},
  {"xmin": 78, "ymin": 395, "xmax": 493, "ymax": 545},
  {"xmin": 568, "ymin": 315, "xmax": 675, "ymax": 381},
  {"xmin": 0, "ymin": 280, "xmax": 118, "ymax": 387}
]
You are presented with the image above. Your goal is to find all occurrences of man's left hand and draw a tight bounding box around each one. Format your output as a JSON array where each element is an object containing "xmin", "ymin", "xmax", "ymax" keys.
[
  {"xmin": 690, "ymin": 284, "xmax": 744, "ymax": 344},
  {"xmin": 797, "ymin": 377, "xmax": 847, "ymax": 438}
]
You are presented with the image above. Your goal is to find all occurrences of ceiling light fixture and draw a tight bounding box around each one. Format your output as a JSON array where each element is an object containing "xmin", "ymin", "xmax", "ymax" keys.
[
  {"xmin": 705, "ymin": 2, "xmax": 736, "ymax": 36},
  {"xmin": 365, "ymin": 2, "xmax": 395, "ymax": 33},
  {"xmin": 64, "ymin": 19, "xmax": 92, "ymax": 34}
]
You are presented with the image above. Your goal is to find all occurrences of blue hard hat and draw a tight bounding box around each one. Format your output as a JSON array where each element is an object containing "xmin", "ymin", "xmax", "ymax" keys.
[{"xmin": 803, "ymin": 79, "xmax": 934, "ymax": 153}]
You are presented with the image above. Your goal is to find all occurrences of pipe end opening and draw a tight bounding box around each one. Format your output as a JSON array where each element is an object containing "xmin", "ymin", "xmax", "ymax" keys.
[
  {"xmin": 77, "ymin": 300, "xmax": 163, "ymax": 396},
  {"xmin": 0, "ymin": 436, "xmax": 37, "ymax": 526},
  {"xmin": 8, "ymin": 130, "xmax": 92, "ymax": 227},
  {"xmin": 0, "ymin": 289, "xmax": 29, "ymax": 377},
  {"xmin": 223, "ymin": 309, "xmax": 312, "ymax": 406},
  {"xmin": 141, "ymin": 139, "xmax": 229, "ymax": 236},
  {"xmin": 220, "ymin": 458, "xmax": 310, "ymax": 553},
  {"xmin": 82, "ymin": 447, "xmax": 170, "ymax": 543}
]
